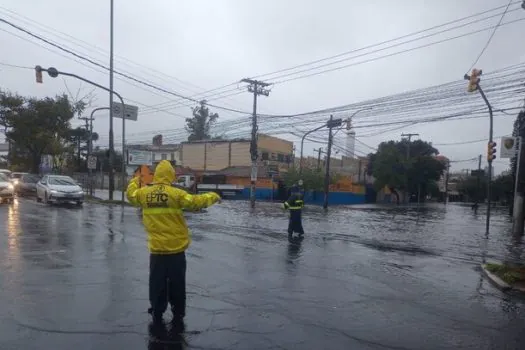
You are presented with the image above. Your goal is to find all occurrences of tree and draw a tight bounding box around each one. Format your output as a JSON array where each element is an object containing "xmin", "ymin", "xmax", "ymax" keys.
[
  {"xmin": 0, "ymin": 91, "xmax": 79, "ymax": 173},
  {"xmin": 185, "ymin": 100, "xmax": 219, "ymax": 141},
  {"xmin": 67, "ymin": 126, "xmax": 99, "ymax": 171},
  {"xmin": 367, "ymin": 139, "xmax": 445, "ymax": 204},
  {"xmin": 284, "ymin": 166, "xmax": 340, "ymax": 192}
]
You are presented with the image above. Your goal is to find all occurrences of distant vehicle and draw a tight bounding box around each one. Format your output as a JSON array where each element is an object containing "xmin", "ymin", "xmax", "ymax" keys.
[
  {"xmin": 16, "ymin": 174, "xmax": 40, "ymax": 196},
  {"xmin": 0, "ymin": 173, "xmax": 14, "ymax": 203},
  {"xmin": 0, "ymin": 169, "xmax": 12, "ymax": 176},
  {"xmin": 10, "ymin": 172, "xmax": 28, "ymax": 186},
  {"xmin": 36, "ymin": 175, "xmax": 84, "ymax": 206},
  {"xmin": 176, "ymin": 175, "xmax": 195, "ymax": 189}
]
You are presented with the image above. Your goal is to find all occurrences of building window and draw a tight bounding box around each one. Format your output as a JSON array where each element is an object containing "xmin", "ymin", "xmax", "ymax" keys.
[
  {"xmin": 170, "ymin": 152, "xmax": 175, "ymax": 161},
  {"xmin": 277, "ymin": 154, "xmax": 284, "ymax": 162},
  {"xmin": 152, "ymin": 153, "xmax": 156, "ymax": 161},
  {"xmin": 285, "ymin": 155, "xmax": 291, "ymax": 163},
  {"xmin": 261, "ymin": 152, "xmax": 269, "ymax": 161},
  {"xmin": 161, "ymin": 153, "xmax": 167, "ymax": 160}
]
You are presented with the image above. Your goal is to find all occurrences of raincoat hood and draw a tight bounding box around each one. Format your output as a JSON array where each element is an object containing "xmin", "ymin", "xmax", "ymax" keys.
[{"xmin": 153, "ymin": 160, "xmax": 176, "ymax": 185}]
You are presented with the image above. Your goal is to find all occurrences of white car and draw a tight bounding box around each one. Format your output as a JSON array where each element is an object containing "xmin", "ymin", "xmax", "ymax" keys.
[
  {"xmin": 36, "ymin": 175, "xmax": 84, "ymax": 206},
  {"xmin": 0, "ymin": 172, "xmax": 15, "ymax": 204}
]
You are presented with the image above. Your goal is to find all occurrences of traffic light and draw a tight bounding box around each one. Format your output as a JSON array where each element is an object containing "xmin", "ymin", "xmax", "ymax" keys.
[
  {"xmin": 467, "ymin": 68, "xmax": 482, "ymax": 92},
  {"xmin": 35, "ymin": 65, "xmax": 43, "ymax": 83},
  {"xmin": 487, "ymin": 141, "xmax": 497, "ymax": 162}
]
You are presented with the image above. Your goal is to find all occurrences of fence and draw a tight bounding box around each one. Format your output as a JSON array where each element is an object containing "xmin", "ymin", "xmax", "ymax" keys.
[{"xmin": 71, "ymin": 172, "xmax": 132, "ymax": 192}]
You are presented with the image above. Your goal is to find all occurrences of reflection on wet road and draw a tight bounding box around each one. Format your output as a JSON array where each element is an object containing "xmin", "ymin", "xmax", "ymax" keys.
[{"xmin": 1, "ymin": 198, "xmax": 525, "ymax": 349}]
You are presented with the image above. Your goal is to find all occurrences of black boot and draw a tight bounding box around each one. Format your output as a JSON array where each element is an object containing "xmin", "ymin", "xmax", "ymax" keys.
[{"xmin": 170, "ymin": 314, "xmax": 185, "ymax": 333}]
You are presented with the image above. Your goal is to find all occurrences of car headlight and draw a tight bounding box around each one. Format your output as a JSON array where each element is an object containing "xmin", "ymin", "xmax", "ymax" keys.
[
  {"xmin": 7, "ymin": 184, "xmax": 13, "ymax": 190},
  {"xmin": 50, "ymin": 190, "xmax": 58, "ymax": 194},
  {"xmin": 12, "ymin": 179, "xmax": 18, "ymax": 185},
  {"xmin": 77, "ymin": 191, "xmax": 84, "ymax": 195}
]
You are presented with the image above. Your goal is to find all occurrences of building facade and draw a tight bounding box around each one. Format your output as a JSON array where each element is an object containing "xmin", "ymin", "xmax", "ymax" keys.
[{"xmin": 180, "ymin": 134, "xmax": 294, "ymax": 171}]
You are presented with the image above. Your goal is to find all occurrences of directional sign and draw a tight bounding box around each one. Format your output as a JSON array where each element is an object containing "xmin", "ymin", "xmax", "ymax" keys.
[
  {"xmin": 111, "ymin": 102, "xmax": 138, "ymax": 121},
  {"xmin": 87, "ymin": 155, "xmax": 97, "ymax": 170}
]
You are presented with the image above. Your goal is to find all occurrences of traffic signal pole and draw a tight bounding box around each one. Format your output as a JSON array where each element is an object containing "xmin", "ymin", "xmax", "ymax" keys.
[
  {"xmin": 478, "ymin": 85, "xmax": 494, "ymax": 236},
  {"xmin": 465, "ymin": 69, "xmax": 493, "ymax": 235}
]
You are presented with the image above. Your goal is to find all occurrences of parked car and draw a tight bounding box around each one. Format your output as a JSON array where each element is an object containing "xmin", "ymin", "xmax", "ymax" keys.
[
  {"xmin": 10, "ymin": 172, "xmax": 28, "ymax": 187},
  {"xmin": 36, "ymin": 175, "xmax": 84, "ymax": 206},
  {"xmin": 16, "ymin": 173, "xmax": 40, "ymax": 196},
  {"xmin": 0, "ymin": 169, "xmax": 12, "ymax": 176},
  {"xmin": 0, "ymin": 173, "xmax": 14, "ymax": 203}
]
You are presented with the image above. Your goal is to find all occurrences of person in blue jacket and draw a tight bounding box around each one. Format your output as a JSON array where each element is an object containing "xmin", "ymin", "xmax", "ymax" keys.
[{"xmin": 283, "ymin": 185, "xmax": 305, "ymax": 240}]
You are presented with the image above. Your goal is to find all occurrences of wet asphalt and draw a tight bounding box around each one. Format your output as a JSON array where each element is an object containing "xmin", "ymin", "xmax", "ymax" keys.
[{"xmin": 1, "ymin": 197, "xmax": 525, "ymax": 349}]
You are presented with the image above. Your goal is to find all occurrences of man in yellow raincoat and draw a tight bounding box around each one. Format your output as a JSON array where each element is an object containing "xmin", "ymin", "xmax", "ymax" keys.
[{"xmin": 126, "ymin": 160, "xmax": 221, "ymax": 325}]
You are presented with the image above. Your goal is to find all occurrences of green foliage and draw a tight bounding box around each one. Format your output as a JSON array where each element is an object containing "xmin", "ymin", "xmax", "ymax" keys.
[
  {"xmin": 185, "ymin": 100, "xmax": 219, "ymax": 141},
  {"xmin": 0, "ymin": 91, "xmax": 75, "ymax": 173},
  {"xmin": 284, "ymin": 166, "xmax": 339, "ymax": 191},
  {"xmin": 485, "ymin": 263, "xmax": 525, "ymax": 285},
  {"xmin": 367, "ymin": 139, "xmax": 445, "ymax": 201},
  {"xmin": 457, "ymin": 172, "xmax": 512, "ymax": 203}
]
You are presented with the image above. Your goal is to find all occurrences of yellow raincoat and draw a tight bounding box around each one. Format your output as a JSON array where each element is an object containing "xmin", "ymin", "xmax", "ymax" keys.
[{"xmin": 126, "ymin": 160, "xmax": 220, "ymax": 254}]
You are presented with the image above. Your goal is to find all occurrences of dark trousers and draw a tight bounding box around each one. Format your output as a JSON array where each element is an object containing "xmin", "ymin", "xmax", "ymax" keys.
[
  {"xmin": 149, "ymin": 252, "xmax": 186, "ymax": 317},
  {"xmin": 288, "ymin": 210, "xmax": 304, "ymax": 235}
]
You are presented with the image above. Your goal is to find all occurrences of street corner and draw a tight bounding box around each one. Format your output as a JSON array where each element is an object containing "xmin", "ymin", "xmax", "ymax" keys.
[{"xmin": 482, "ymin": 263, "xmax": 525, "ymax": 294}]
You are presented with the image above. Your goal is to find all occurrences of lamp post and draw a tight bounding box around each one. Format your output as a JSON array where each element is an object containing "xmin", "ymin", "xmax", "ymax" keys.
[
  {"xmin": 88, "ymin": 107, "xmax": 110, "ymax": 196},
  {"xmin": 35, "ymin": 66, "xmax": 126, "ymax": 202}
]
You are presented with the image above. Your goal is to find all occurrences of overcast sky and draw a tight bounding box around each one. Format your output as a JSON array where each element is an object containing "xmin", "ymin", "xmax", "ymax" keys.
[{"xmin": 0, "ymin": 0, "xmax": 524, "ymax": 173}]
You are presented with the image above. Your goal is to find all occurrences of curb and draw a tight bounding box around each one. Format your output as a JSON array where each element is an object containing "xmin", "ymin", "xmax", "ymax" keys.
[
  {"xmin": 481, "ymin": 264, "xmax": 512, "ymax": 291},
  {"xmin": 85, "ymin": 197, "xmax": 132, "ymax": 207}
]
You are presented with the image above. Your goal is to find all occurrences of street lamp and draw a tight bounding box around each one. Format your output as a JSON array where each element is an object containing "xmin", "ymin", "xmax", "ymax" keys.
[
  {"xmin": 35, "ymin": 66, "xmax": 126, "ymax": 202},
  {"xmin": 87, "ymin": 107, "xmax": 111, "ymax": 196},
  {"xmin": 299, "ymin": 123, "xmax": 328, "ymax": 175}
]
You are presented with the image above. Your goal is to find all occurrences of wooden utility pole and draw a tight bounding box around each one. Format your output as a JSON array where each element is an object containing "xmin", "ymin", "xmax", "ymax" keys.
[
  {"xmin": 241, "ymin": 78, "xmax": 271, "ymax": 208},
  {"xmin": 401, "ymin": 133, "xmax": 419, "ymax": 203}
]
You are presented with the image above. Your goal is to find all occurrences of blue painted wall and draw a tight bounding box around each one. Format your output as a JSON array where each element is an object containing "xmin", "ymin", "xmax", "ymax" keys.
[{"xmin": 229, "ymin": 188, "xmax": 365, "ymax": 205}]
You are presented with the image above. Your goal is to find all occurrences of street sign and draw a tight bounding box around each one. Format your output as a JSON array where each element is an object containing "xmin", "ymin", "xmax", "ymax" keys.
[
  {"xmin": 500, "ymin": 137, "xmax": 517, "ymax": 159},
  {"xmin": 87, "ymin": 155, "xmax": 97, "ymax": 170},
  {"xmin": 111, "ymin": 102, "xmax": 139, "ymax": 121},
  {"xmin": 127, "ymin": 149, "xmax": 153, "ymax": 166}
]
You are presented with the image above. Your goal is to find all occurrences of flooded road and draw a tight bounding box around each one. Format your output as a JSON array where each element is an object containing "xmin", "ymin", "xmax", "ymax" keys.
[{"xmin": 1, "ymin": 198, "xmax": 525, "ymax": 349}]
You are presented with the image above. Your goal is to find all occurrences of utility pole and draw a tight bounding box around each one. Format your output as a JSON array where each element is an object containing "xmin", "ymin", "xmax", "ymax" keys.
[
  {"xmin": 323, "ymin": 115, "xmax": 343, "ymax": 209},
  {"xmin": 314, "ymin": 148, "xmax": 324, "ymax": 171},
  {"xmin": 401, "ymin": 133, "xmax": 419, "ymax": 203},
  {"xmin": 108, "ymin": 0, "xmax": 115, "ymax": 200},
  {"xmin": 241, "ymin": 78, "xmax": 271, "ymax": 208},
  {"xmin": 444, "ymin": 161, "xmax": 451, "ymax": 205}
]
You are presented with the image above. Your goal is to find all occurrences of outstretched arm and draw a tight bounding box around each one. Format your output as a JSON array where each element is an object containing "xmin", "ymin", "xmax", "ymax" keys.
[
  {"xmin": 180, "ymin": 191, "xmax": 221, "ymax": 211},
  {"xmin": 126, "ymin": 176, "xmax": 142, "ymax": 207}
]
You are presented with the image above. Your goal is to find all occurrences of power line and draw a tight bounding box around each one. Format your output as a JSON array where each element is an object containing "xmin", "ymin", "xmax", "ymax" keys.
[
  {"xmin": 0, "ymin": 61, "xmax": 31, "ymax": 69},
  {"xmin": 249, "ymin": 1, "xmax": 523, "ymax": 81},
  {"xmin": 95, "ymin": 3, "xmax": 525, "ymax": 114},
  {"xmin": 269, "ymin": 17, "xmax": 525, "ymax": 85},
  {"xmin": 0, "ymin": 16, "xmax": 253, "ymax": 115},
  {"xmin": 466, "ymin": 0, "xmax": 514, "ymax": 73}
]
